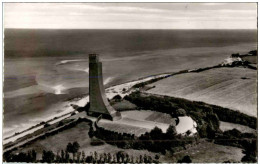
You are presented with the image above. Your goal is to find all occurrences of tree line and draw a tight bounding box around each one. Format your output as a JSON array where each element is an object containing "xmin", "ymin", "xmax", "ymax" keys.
[
  {"xmin": 214, "ymin": 129, "xmax": 257, "ymax": 163},
  {"xmin": 125, "ymin": 92, "xmax": 256, "ymax": 130},
  {"xmin": 124, "ymin": 92, "xmax": 220, "ymax": 138},
  {"xmin": 92, "ymin": 119, "xmax": 198, "ymax": 155},
  {"xmin": 4, "ymin": 141, "xmax": 158, "ymax": 163},
  {"xmin": 124, "ymin": 91, "xmax": 257, "ymax": 162}
]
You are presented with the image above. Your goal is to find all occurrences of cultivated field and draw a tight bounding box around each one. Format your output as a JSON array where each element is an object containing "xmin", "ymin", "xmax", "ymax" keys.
[
  {"xmin": 146, "ymin": 67, "xmax": 257, "ymax": 116},
  {"xmin": 219, "ymin": 121, "xmax": 257, "ymax": 134}
]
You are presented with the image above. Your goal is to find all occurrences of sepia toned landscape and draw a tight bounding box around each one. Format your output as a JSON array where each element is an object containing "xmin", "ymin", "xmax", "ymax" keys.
[
  {"xmin": 3, "ymin": 3, "xmax": 258, "ymax": 163},
  {"xmin": 146, "ymin": 67, "xmax": 257, "ymax": 116}
]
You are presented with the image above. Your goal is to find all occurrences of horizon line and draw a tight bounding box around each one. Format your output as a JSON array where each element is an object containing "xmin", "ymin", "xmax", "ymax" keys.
[{"xmin": 4, "ymin": 28, "xmax": 257, "ymax": 30}]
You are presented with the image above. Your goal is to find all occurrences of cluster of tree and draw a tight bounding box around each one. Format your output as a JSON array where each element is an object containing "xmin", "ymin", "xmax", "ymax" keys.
[
  {"xmin": 231, "ymin": 53, "xmax": 240, "ymax": 58},
  {"xmin": 125, "ymin": 92, "xmax": 256, "ymax": 131},
  {"xmin": 112, "ymin": 94, "xmax": 122, "ymax": 102},
  {"xmin": 124, "ymin": 92, "xmax": 180, "ymax": 117},
  {"xmin": 74, "ymin": 150, "xmax": 157, "ymax": 163},
  {"xmin": 225, "ymin": 60, "xmax": 255, "ymax": 69},
  {"xmin": 61, "ymin": 150, "xmax": 157, "ymax": 163},
  {"xmin": 232, "ymin": 50, "xmax": 258, "ymax": 57},
  {"xmin": 248, "ymin": 50, "xmax": 257, "ymax": 56},
  {"xmin": 124, "ymin": 92, "xmax": 220, "ymax": 138},
  {"xmin": 241, "ymin": 140, "xmax": 257, "ymax": 163},
  {"xmin": 226, "ymin": 50, "xmax": 257, "ymax": 70},
  {"xmin": 215, "ymin": 129, "xmax": 256, "ymax": 147},
  {"xmin": 177, "ymin": 155, "xmax": 192, "ymax": 163},
  {"xmin": 41, "ymin": 142, "xmax": 81, "ymax": 163},
  {"xmin": 4, "ymin": 142, "xmax": 157, "ymax": 163},
  {"xmin": 42, "ymin": 150, "xmax": 55, "ymax": 163},
  {"xmin": 83, "ymin": 151, "xmax": 157, "ymax": 163},
  {"xmin": 121, "ymin": 91, "xmax": 257, "ymax": 163},
  {"xmin": 210, "ymin": 105, "xmax": 256, "ymax": 129},
  {"xmin": 138, "ymin": 126, "xmax": 197, "ymax": 154},
  {"xmin": 214, "ymin": 129, "xmax": 257, "ymax": 163},
  {"xmin": 66, "ymin": 142, "xmax": 80, "ymax": 158},
  {"xmin": 4, "ymin": 150, "xmax": 37, "ymax": 162},
  {"xmin": 93, "ymin": 121, "xmax": 197, "ymax": 155}
]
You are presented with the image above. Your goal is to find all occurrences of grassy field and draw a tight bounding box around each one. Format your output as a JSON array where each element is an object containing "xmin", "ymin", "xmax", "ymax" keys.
[
  {"xmin": 162, "ymin": 141, "xmax": 244, "ymax": 163},
  {"xmin": 13, "ymin": 121, "xmax": 159, "ymax": 161},
  {"xmin": 220, "ymin": 121, "xmax": 256, "ymax": 134},
  {"xmin": 145, "ymin": 111, "xmax": 175, "ymax": 124},
  {"xmin": 241, "ymin": 55, "xmax": 257, "ymax": 64},
  {"xmin": 97, "ymin": 110, "xmax": 176, "ymax": 136},
  {"xmin": 146, "ymin": 67, "xmax": 257, "ymax": 116},
  {"xmin": 112, "ymin": 100, "xmax": 137, "ymax": 111}
]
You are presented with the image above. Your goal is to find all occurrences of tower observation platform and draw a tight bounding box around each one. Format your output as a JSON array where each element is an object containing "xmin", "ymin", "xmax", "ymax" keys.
[{"xmin": 88, "ymin": 54, "xmax": 122, "ymax": 121}]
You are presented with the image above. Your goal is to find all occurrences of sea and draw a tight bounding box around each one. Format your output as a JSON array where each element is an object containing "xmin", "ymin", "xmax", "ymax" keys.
[{"xmin": 3, "ymin": 29, "xmax": 257, "ymax": 138}]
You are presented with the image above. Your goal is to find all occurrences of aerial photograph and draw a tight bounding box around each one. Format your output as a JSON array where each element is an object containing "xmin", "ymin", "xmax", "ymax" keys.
[{"xmin": 2, "ymin": 2, "xmax": 257, "ymax": 163}]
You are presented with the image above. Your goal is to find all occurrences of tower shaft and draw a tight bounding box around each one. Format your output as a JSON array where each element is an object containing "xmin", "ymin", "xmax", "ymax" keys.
[{"xmin": 88, "ymin": 54, "xmax": 121, "ymax": 121}]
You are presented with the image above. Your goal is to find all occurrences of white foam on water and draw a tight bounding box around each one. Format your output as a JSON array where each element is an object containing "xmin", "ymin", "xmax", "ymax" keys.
[
  {"xmin": 53, "ymin": 84, "xmax": 66, "ymax": 95},
  {"xmin": 37, "ymin": 82, "xmax": 67, "ymax": 95},
  {"xmin": 4, "ymin": 73, "xmax": 171, "ymax": 143},
  {"xmin": 104, "ymin": 77, "xmax": 113, "ymax": 85},
  {"xmin": 56, "ymin": 59, "xmax": 86, "ymax": 65},
  {"xmin": 84, "ymin": 68, "xmax": 89, "ymax": 73},
  {"xmin": 68, "ymin": 67, "xmax": 89, "ymax": 73}
]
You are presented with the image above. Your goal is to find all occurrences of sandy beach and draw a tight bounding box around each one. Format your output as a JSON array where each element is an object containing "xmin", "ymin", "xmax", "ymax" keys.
[{"xmin": 3, "ymin": 73, "xmax": 171, "ymax": 144}]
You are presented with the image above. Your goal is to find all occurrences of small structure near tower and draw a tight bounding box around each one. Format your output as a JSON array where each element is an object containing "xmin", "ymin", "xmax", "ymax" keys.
[{"xmin": 88, "ymin": 54, "xmax": 122, "ymax": 121}]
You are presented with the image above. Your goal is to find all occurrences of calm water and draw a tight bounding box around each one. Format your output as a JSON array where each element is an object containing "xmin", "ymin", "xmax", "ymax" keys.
[{"xmin": 3, "ymin": 29, "xmax": 257, "ymax": 138}]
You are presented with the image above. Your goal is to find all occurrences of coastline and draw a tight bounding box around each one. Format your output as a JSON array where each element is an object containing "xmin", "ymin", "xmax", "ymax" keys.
[
  {"xmin": 3, "ymin": 50, "xmax": 257, "ymax": 147},
  {"xmin": 4, "ymin": 42, "xmax": 256, "ymax": 138},
  {"xmin": 3, "ymin": 73, "xmax": 171, "ymax": 144}
]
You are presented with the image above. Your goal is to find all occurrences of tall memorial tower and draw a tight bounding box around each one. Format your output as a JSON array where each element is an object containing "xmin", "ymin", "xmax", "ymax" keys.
[{"xmin": 88, "ymin": 54, "xmax": 122, "ymax": 121}]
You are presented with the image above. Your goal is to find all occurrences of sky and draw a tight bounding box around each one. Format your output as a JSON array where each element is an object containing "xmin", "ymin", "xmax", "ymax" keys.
[{"xmin": 4, "ymin": 3, "xmax": 257, "ymax": 29}]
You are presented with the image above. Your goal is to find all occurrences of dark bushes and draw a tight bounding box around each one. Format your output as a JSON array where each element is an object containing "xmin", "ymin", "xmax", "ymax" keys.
[
  {"xmin": 125, "ymin": 92, "xmax": 256, "ymax": 130},
  {"xmin": 177, "ymin": 155, "xmax": 192, "ymax": 163},
  {"xmin": 214, "ymin": 129, "xmax": 257, "ymax": 162},
  {"xmin": 94, "ymin": 122, "xmax": 196, "ymax": 154},
  {"xmin": 125, "ymin": 92, "xmax": 220, "ymax": 138}
]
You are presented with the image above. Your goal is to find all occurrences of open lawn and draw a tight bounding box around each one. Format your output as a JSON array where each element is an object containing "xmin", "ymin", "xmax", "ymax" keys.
[
  {"xmin": 241, "ymin": 55, "xmax": 257, "ymax": 64},
  {"xmin": 146, "ymin": 67, "xmax": 257, "ymax": 116},
  {"xmin": 112, "ymin": 100, "xmax": 137, "ymax": 111},
  {"xmin": 98, "ymin": 110, "xmax": 176, "ymax": 136},
  {"xmin": 162, "ymin": 141, "xmax": 244, "ymax": 163},
  {"xmin": 13, "ymin": 121, "xmax": 159, "ymax": 161}
]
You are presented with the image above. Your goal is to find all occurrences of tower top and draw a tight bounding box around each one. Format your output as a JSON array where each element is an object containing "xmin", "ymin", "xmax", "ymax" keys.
[{"xmin": 89, "ymin": 54, "xmax": 99, "ymax": 63}]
